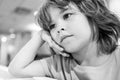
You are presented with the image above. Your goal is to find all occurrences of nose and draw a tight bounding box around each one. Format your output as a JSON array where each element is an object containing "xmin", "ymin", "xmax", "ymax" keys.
[{"xmin": 57, "ymin": 28, "xmax": 65, "ymax": 33}]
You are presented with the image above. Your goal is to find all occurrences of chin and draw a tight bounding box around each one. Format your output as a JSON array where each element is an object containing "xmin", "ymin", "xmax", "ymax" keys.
[
  {"xmin": 62, "ymin": 41, "xmax": 86, "ymax": 54},
  {"xmin": 61, "ymin": 39, "xmax": 87, "ymax": 53},
  {"xmin": 63, "ymin": 44, "xmax": 81, "ymax": 53}
]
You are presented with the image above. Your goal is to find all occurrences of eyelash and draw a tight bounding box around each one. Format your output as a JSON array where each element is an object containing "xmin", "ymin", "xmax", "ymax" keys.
[
  {"xmin": 49, "ymin": 13, "xmax": 73, "ymax": 30},
  {"xmin": 63, "ymin": 13, "xmax": 73, "ymax": 20},
  {"xmin": 49, "ymin": 24, "xmax": 55, "ymax": 30}
]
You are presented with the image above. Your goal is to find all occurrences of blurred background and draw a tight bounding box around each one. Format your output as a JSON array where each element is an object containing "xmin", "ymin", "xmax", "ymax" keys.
[
  {"xmin": 0, "ymin": 0, "xmax": 119, "ymax": 67},
  {"xmin": 0, "ymin": 0, "xmax": 51, "ymax": 66}
]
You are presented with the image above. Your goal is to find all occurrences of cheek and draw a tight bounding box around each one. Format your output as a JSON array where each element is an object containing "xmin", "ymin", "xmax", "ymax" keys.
[
  {"xmin": 69, "ymin": 14, "xmax": 91, "ymax": 34},
  {"xmin": 69, "ymin": 18, "xmax": 92, "ymax": 38},
  {"xmin": 69, "ymin": 25, "xmax": 91, "ymax": 38},
  {"xmin": 62, "ymin": 37, "xmax": 90, "ymax": 53}
]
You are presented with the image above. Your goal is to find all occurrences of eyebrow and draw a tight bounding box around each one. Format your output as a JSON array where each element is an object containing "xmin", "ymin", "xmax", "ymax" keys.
[
  {"xmin": 59, "ymin": 4, "xmax": 75, "ymax": 14},
  {"xmin": 60, "ymin": 7, "xmax": 71, "ymax": 14}
]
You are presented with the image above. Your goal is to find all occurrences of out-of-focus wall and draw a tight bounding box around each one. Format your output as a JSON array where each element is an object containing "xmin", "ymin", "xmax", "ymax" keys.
[
  {"xmin": 108, "ymin": 0, "xmax": 120, "ymax": 19},
  {"xmin": 0, "ymin": 31, "xmax": 51, "ymax": 66},
  {"xmin": 0, "ymin": 32, "xmax": 31, "ymax": 66}
]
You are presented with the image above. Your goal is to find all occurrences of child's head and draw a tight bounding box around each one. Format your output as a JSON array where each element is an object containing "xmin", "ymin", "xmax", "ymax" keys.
[{"xmin": 36, "ymin": 0, "xmax": 120, "ymax": 55}]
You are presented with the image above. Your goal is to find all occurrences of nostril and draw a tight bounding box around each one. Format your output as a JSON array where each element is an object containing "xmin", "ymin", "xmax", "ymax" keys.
[
  {"xmin": 61, "ymin": 28, "xmax": 65, "ymax": 30},
  {"xmin": 58, "ymin": 28, "xmax": 65, "ymax": 33},
  {"xmin": 57, "ymin": 31, "xmax": 60, "ymax": 33}
]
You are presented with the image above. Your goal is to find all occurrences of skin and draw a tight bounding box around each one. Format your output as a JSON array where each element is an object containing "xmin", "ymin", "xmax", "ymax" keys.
[
  {"xmin": 48, "ymin": 3, "xmax": 99, "ymax": 65},
  {"xmin": 49, "ymin": 4, "xmax": 92, "ymax": 53},
  {"xmin": 47, "ymin": 3, "xmax": 112, "ymax": 66},
  {"xmin": 8, "ymin": 2, "xmax": 113, "ymax": 78}
]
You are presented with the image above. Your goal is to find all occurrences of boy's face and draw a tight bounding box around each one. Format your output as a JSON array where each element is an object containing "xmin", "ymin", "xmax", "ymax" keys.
[{"xmin": 48, "ymin": 3, "xmax": 92, "ymax": 53}]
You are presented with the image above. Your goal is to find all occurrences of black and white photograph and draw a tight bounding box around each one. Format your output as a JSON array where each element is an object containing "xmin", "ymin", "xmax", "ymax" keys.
[{"xmin": 0, "ymin": 0, "xmax": 120, "ymax": 80}]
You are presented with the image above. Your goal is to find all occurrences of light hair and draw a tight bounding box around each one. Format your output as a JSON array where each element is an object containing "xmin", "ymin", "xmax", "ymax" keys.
[{"xmin": 36, "ymin": 0, "xmax": 120, "ymax": 54}]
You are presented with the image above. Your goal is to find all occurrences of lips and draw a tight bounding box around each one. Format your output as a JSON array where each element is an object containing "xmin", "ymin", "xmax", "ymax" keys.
[{"xmin": 60, "ymin": 35, "xmax": 73, "ymax": 43}]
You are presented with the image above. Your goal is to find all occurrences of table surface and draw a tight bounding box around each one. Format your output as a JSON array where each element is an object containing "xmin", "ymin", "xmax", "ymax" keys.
[
  {"xmin": 0, "ymin": 65, "xmax": 57, "ymax": 80},
  {"xmin": 1, "ymin": 77, "xmax": 57, "ymax": 80},
  {"xmin": 0, "ymin": 78, "xmax": 34, "ymax": 80}
]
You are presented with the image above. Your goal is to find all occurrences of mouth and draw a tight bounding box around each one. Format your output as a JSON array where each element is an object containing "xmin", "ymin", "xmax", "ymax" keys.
[{"xmin": 60, "ymin": 35, "xmax": 74, "ymax": 43}]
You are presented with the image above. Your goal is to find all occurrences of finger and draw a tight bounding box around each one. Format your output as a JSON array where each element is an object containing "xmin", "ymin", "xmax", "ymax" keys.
[
  {"xmin": 58, "ymin": 51, "xmax": 70, "ymax": 57},
  {"xmin": 51, "ymin": 40, "xmax": 64, "ymax": 51},
  {"xmin": 41, "ymin": 30, "xmax": 64, "ymax": 53},
  {"xmin": 43, "ymin": 35, "xmax": 63, "ymax": 51},
  {"xmin": 47, "ymin": 38, "xmax": 69, "ymax": 57},
  {"xmin": 41, "ymin": 31, "xmax": 53, "ymax": 47},
  {"xmin": 52, "ymin": 47, "xmax": 70, "ymax": 57},
  {"xmin": 61, "ymin": 53, "xmax": 70, "ymax": 57}
]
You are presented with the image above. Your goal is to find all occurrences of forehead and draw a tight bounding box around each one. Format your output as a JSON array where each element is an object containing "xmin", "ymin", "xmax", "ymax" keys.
[{"xmin": 48, "ymin": 2, "xmax": 80, "ymax": 14}]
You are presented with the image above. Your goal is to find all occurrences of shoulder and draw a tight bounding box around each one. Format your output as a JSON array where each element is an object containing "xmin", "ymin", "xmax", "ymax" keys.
[
  {"xmin": 44, "ymin": 55, "xmax": 71, "ymax": 63},
  {"xmin": 40, "ymin": 55, "xmax": 71, "ymax": 68},
  {"xmin": 39, "ymin": 55, "xmax": 63, "ymax": 77},
  {"xmin": 113, "ymin": 38, "xmax": 120, "ymax": 66},
  {"xmin": 40, "ymin": 55, "xmax": 71, "ymax": 78}
]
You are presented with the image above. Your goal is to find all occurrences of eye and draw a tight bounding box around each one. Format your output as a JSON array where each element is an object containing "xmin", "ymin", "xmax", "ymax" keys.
[
  {"xmin": 49, "ymin": 24, "xmax": 55, "ymax": 30},
  {"xmin": 63, "ymin": 13, "xmax": 73, "ymax": 20}
]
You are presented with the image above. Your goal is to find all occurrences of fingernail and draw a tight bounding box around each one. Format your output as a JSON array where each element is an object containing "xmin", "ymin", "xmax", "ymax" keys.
[
  {"xmin": 49, "ymin": 43, "xmax": 53, "ymax": 47},
  {"xmin": 62, "ymin": 53, "xmax": 70, "ymax": 57},
  {"xmin": 60, "ymin": 48, "xmax": 64, "ymax": 51}
]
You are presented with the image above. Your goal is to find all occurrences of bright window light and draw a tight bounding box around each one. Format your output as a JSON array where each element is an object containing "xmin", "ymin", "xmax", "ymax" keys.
[
  {"xmin": 26, "ymin": 23, "xmax": 41, "ymax": 31},
  {"xmin": 1, "ymin": 36, "xmax": 7, "ymax": 42}
]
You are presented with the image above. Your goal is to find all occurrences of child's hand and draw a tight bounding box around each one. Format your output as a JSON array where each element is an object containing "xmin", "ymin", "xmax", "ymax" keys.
[{"xmin": 41, "ymin": 30, "xmax": 69, "ymax": 57}]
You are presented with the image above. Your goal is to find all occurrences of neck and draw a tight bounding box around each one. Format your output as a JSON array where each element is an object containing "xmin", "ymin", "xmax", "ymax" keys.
[{"xmin": 71, "ymin": 42, "xmax": 111, "ymax": 66}]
